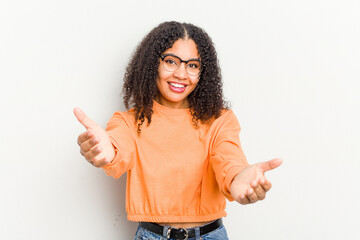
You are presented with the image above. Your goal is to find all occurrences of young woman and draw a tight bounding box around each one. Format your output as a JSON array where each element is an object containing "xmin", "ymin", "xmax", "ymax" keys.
[{"xmin": 74, "ymin": 21, "xmax": 282, "ymax": 240}]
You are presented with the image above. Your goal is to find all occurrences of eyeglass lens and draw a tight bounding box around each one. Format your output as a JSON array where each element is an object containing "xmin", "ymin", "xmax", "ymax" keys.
[{"xmin": 162, "ymin": 55, "xmax": 201, "ymax": 76}]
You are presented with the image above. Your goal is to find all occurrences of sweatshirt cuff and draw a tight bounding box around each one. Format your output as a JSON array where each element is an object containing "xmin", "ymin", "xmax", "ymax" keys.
[
  {"xmin": 101, "ymin": 136, "xmax": 121, "ymax": 169},
  {"xmin": 101, "ymin": 135, "xmax": 134, "ymax": 179},
  {"xmin": 223, "ymin": 163, "xmax": 249, "ymax": 201}
]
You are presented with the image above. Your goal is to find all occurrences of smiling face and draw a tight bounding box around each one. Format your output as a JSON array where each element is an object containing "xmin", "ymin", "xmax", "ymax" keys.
[{"xmin": 155, "ymin": 38, "xmax": 200, "ymax": 109}]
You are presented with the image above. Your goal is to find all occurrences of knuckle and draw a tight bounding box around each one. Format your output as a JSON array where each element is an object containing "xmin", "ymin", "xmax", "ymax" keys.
[
  {"xmin": 86, "ymin": 142, "xmax": 94, "ymax": 152},
  {"xmin": 86, "ymin": 157, "xmax": 93, "ymax": 165},
  {"xmin": 84, "ymin": 152, "xmax": 92, "ymax": 161},
  {"xmin": 92, "ymin": 161, "xmax": 101, "ymax": 168},
  {"xmin": 91, "ymin": 148, "xmax": 98, "ymax": 155},
  {"xmin": 80, "ymin": 144, "xmax": 86, "ymax": 152},
  {"xmin": 77, "ymin": 136, "xmax": 82, "ymax": 145},
  {"xmin": 93, "ymin": 146, "xmax": 102, "ymax": 154},
  {"xmin": 93, "ymin": 158, "xmax": 105, "ymax": 168},
  {"xmin": 249, "ymin": 195, "xmax": 257, "ymax": 203},
  {"xmin": 88, "ymin": 138, "xmax": 95, "ymax": 147}
]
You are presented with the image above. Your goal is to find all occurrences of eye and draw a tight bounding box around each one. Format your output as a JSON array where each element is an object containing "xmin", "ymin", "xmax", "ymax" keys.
[
  {"xmin": 165, "ymin": 59, "xmax": 176, "ymax": 65},
  {"xmin": 188, "ymin": 62, "xmax": 200, "ymax": 69}
]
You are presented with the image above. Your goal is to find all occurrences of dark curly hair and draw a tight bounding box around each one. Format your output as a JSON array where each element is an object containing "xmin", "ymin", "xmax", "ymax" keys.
[{"xmin": 122, "ymin": 21, "xmax": 229, "ymax": 133}]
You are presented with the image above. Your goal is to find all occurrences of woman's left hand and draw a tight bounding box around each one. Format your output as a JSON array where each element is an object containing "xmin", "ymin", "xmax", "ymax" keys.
[{"xmin": 230, "ymin": 158, "xmax": 283, "ymax": 205}]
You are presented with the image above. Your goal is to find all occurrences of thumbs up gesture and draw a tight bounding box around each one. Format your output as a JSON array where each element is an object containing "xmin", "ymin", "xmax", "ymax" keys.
[
  {"xmin": 73, "ymin": 108, "xmax": 115, "ymax": 168},
  {"xmin": 230, "ymin": 158, "xmax": 283, "ymax": 204}
]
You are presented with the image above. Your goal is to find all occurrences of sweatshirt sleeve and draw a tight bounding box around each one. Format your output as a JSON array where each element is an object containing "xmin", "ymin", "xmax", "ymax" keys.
[
  {"xmin": 210, "ymin": 110, "xmax": 249, "ymax": 201},
  {"xmin": 101, "ymin": 112, "xmax": 135, "ymax": 179}
]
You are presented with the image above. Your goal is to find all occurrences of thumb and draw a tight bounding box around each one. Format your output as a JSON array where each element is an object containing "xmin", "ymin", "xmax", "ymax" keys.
[
  {"xmin": 73, "ymin": 107, "xmax": 98, "ymax": 129},
  {"xmin": 257, "ymin": 158, "xmax": 283, "ymax": 172}
]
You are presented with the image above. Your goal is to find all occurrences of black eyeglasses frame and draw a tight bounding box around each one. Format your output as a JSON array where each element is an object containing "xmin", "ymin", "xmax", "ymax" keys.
[{"xmin": 160, "ymin": 54, "xmax": 205, "ymax": 76}]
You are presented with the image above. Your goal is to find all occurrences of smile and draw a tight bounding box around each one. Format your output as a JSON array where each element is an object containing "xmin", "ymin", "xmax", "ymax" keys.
[
  {"xmin": 168, "ymin": 82, "xmax": 187, "ymax": 93},
  {"xmin": 169, "ymin": 82, "xmax": 186, "ymax": 88}
]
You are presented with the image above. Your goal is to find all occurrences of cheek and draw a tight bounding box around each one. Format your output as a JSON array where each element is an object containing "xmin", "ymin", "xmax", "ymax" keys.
[
  {"xmin": 157, "ymin": 65, "xmax": 172, "ymax": 81},
  {"xmin": 156, "ymin": 76, "xmax": 168, "ymax": 93},
  {"xmin": 190, "ymin": 77, "xmax": 200, "ymax": 86},
  {"xmin": 156, "ymin": 78, "xmax": 163, "ymax": 93}
]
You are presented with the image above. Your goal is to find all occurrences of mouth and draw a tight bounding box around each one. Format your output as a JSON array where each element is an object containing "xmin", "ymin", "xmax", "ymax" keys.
[{"xmin": 168, "ymin": 82, "xmax": 187, "ymax": 93}]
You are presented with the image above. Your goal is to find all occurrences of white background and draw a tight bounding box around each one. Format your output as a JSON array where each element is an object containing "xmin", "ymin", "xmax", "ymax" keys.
[{"xmin": 1, "ymin": 0, "xmax": 359, "ymax": 239}]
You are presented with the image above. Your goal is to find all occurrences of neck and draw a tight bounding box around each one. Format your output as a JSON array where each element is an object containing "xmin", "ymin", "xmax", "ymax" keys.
[{"xmin": 154, "ymin": 96, "xmax": 189, "ymax": 109}]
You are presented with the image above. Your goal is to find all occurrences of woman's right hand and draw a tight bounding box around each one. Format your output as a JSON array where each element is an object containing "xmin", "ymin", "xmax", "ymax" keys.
[{"xmin": 73, "ymin": 108, "xmax": 115, "ymax": 168}]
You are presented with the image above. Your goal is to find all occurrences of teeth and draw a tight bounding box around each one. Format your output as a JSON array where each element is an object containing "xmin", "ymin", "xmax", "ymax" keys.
[{"xmin": 169, "ymin": 83, "xmax": 185, "ymax": 88}]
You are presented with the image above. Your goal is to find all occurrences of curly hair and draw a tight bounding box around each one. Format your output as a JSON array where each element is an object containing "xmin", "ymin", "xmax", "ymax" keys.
[{"xmin": 122, "ymin": 21, "xmax": 229, "ymax": 134}]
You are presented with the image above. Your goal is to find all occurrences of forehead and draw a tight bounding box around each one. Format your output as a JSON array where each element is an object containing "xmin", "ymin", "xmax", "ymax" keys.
[{"xmin": 163, "ymin": 38, "xmax": 199, "ymax": 59}]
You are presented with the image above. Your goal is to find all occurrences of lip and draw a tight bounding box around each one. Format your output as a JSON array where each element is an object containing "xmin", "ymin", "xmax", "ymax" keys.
[
  {"xmin": 168, "ymin": 82, "xmax": 187, "ymax": 93},
  {"xmin": 168, "ymin": 81, "xmax": 188, "ymax": 86}
]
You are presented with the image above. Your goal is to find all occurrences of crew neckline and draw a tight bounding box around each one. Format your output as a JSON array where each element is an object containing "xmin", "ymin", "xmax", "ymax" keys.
[{"xmin": 153, "ymin": 99, "xmax": 190, "ymax": 115}]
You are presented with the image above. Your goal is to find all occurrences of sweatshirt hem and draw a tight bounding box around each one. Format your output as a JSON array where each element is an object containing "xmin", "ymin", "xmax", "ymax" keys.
[{"xmin": 127, "ymin": 211, "xmax": 227, "ymax": 223}]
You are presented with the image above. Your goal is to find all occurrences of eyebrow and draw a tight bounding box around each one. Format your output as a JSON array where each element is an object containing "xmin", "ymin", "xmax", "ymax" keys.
[{"xmin": 163, "ymin": 53, "xmax": 201, "ymax": 62}]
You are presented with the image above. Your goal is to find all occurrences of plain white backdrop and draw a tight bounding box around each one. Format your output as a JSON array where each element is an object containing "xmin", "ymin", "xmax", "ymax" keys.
[{"xmin": 1, "ymin": 0, "xmax": 359, "ymax": 239}]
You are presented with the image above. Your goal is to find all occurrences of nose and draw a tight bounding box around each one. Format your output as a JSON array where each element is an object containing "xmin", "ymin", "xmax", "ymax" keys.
[{"xmin": 173, "ymin": 62, "xmax": 188, "ymax": 79}]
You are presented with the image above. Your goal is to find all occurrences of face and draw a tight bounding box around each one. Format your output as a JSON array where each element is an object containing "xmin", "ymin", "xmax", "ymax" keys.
[{"xmin": 155, "ymin": 38, "xmax": 200, "ymax": 109}]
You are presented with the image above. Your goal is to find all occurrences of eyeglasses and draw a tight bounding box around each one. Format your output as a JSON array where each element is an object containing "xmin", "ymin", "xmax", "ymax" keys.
[{"xmin": 160, "ymin": 54, "xmax": 203, "ymax": 76}]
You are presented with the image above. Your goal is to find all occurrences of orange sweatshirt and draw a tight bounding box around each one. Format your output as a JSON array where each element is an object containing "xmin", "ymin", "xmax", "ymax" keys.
[{"xmin": 102, "ymin": 100, "xmax": 248, "ymax": 223}]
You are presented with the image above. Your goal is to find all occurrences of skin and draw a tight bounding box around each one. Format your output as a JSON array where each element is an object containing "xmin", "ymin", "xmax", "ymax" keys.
[
  {"xmin": 155, "ymin": 38, "xmax": 200, "ymax": 109},
  {"xmin": 74, "ymin": 108, "xmax": 115, "ymax": 167},
  {"xmin": 74, "ymin": 37, "xmax": 283, "ymax": 229}
]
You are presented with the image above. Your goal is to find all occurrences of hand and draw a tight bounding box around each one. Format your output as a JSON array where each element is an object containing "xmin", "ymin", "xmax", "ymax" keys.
[
  {"xmin": 74, "ymin": 108, "xmax": 115, "ymax": 168},
  {"xmin": 230, "ymin": 158, "xmax": 283, "ymax": 204}
]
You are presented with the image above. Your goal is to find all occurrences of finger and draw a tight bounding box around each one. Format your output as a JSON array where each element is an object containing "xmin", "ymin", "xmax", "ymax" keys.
[
  {"xmin": 84, "ymin": 146, "xmax": 102, "ymax": 163},
  {"xmin": 77, "ymin": 131, "xmax": 93, "ymax": 146},
  {"xmin": 259, "ymin": 177, "xmax": 272, "ymax": 192},
  {"xmin": 80, "ymin": 136, "xmax": 99, "ymax": 153},
  {"xmin": 246, "ymin": 188, "xmax": 258, "ymax": 203},
  {"xmin": 257, "ymin": 158, "xmax": 283, "ymax": 172},
  {"xmin": 238, "ymin": 193, "xmax": 250, "ymax": 205},
  {"xmin": 73, "ymin": 107, "xmax": 98, "ymax": 130},
  {"xmin": 251, "ymin": 180, "xmax": 266, "ymax": 200},
  {"xmin": 92, "ymin": 157, "xmax": 110, "ymax": 168}
]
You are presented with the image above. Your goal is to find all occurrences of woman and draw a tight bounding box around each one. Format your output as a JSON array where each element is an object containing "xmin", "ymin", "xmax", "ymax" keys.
[{"xmin": 74, "ymin": 21, "xmax": 282, "ymax": 240}]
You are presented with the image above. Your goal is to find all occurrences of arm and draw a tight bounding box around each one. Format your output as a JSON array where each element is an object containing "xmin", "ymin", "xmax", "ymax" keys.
[
  {"xmin": 74, "ymin": 108, "xmax": 135, "ymax": 179},
  {"xmin": 210, "ymin": 110, "xmax": 283, "ymax": 204},
  {"xmin": 210, "ymin": 110, "xmax": 249, "ymax": 201}
]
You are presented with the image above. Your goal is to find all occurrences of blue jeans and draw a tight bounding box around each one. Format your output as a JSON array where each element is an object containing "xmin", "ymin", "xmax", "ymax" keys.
[{"xmin": 134, "ymin": 220, "xmax": 229, "ymax": 240}]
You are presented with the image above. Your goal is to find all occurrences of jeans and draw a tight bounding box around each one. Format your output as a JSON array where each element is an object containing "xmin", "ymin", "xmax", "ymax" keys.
[{"xmin": 134, "ymin": 220, "xmax": 229, "ymax": 240}]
